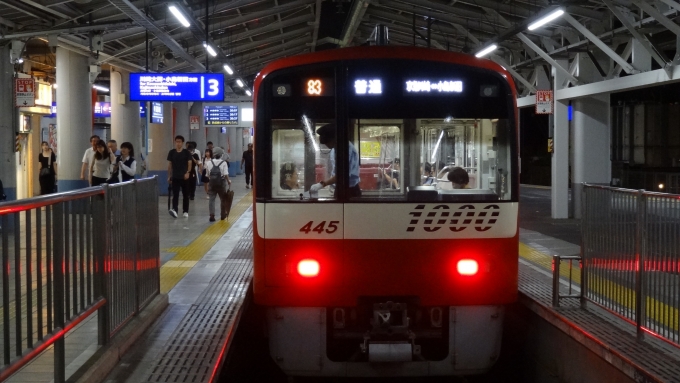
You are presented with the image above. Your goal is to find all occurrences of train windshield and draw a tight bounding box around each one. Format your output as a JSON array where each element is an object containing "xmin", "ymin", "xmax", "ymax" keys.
[{"xmin": 261, "ymin": 59, "xmax": 516, "ymax": 202}]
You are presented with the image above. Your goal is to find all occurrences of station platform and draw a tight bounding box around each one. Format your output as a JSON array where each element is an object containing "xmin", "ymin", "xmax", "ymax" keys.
[{"xmin": 13, "ymin": 182, "xmax": 678, "ymax": 382}]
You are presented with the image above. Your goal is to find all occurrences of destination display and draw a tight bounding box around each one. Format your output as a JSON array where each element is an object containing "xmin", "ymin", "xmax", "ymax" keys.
[
  {"xmin": 129, "ymin": 73, "xmax": 225, "ymax": 102},
  {"xmin": 204, "ymin": 105, "xmax": 238, "ymax": 125}
]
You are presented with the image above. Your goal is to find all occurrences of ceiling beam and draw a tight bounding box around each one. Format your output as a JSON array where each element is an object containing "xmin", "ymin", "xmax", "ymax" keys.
[
  {"xmin": 630, "ymin": 0, "xmax": 680, "ymax": 36},
  {"xmin": 602, "ymin": 0, "xmax": 669, "ymax": 72},
  {"xmin": 512, "ymin": 6, "xmax": 680, "ymax": 69},
  {"xmin": 339, "ymin": 0, "xmax": 369, "ymax": 47},
  {"xmin": 563, "ymin": 13, "xmax": 638, "ymax": 75},
  {"xmin": 310, "ymin": 0, "xmax": 321, "ymax": 51},
  {"xmin": 0, "ymin": 20, "xmax": 137, "ymax": 39},
  {"xmin": 107, "ymin": 0, "xmax": 205, "ymax": 70},
  {"xmin": 517, "ymin": 33, "xmax": 580, "ymax": 85}
]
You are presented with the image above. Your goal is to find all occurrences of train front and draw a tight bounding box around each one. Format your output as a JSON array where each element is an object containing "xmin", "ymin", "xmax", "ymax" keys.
[{"xmin": 252, "ymin": 47, "xmax": 519, "ymax": 377}]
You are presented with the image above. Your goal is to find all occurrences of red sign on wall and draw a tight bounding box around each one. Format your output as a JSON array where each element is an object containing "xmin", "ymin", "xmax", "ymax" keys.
[
  {"xmin": 535, "ymin": 90, "xmax": 553, "ymax": 115},
  {"xmin": 190, "ymin": 115, "xmax": 200, "ymax": 130},
  {"xmin": 15, "ymin": 78, "xmax": 35, "ymax": 107}
]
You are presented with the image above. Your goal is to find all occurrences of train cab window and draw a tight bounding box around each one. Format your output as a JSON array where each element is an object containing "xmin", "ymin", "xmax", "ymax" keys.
[
  {"xmin": 270, "ymin": 118, "xmax": 336, "ymax": 200},
  {"xmin": 420, "ymin": 118, "xmax": 512, "ymax": 201},
  {"xmin": 350, "ymin": 118, "xmax": 512, "ymax": 202}
]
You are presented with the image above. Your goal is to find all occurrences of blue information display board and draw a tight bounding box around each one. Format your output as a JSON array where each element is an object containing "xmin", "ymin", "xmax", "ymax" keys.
[
  {"xmin": 204, "ymin": 105, "xmax": 238, "ymax": 125},
  {"xmin": 129, "ymin": 73, "xmax": 225, "ymax": 102},
  {"xmin": 151, "ymin": 102, "xmax": 163, "ymax": 124}
]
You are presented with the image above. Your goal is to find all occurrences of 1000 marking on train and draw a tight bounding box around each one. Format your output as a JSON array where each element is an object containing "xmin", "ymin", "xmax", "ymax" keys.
[{"xmin": 297, "ymin": 204, "xmax": 501, "ymax": 234}]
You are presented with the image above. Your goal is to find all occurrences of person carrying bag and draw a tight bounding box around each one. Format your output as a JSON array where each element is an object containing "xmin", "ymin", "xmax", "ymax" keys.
[{"xmin": 206, "ymin": 149, "xmax": 232, "ymax": 222}]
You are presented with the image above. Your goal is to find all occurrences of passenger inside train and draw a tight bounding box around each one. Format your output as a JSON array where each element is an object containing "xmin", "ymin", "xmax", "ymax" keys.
[{"xmin": 279, "ymin": 162, "xmax": 299, "ymax": 190}]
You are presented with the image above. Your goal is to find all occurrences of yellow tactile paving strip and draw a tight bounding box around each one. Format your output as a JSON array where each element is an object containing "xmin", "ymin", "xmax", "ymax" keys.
[
  {"xmin": 159, "ymin": 192, "xmax": 252, "ymax": 294},
  {"xmin": 519, "ymin": 242, "xmax": 678, "ymax": 331}
]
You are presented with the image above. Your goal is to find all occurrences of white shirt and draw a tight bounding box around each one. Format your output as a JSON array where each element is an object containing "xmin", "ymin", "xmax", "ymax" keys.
[
  {"xmin": 117, "ymin": 156, "xmax": 137, "ymax": 181},
  {"xmin": 204, "ymin": 159, "xmax": 229, "ymax": 179},
  {"xmin": 82, "ymin": 148, "xmax": 96, "ymax": 167}
]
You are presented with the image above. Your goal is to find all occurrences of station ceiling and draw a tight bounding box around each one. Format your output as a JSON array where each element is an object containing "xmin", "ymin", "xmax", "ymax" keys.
[{"xmin": 1, "ymin": 0, "xmax": 679, "ymax": 98}]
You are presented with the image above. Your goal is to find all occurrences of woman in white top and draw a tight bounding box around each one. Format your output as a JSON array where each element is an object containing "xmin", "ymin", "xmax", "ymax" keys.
[
  {"xmin": 114, "ymin": 142, "xmax": 137, "ymax": 182},
  {"xmin": 90, "ymin": 140, "xmax": 115, "ymax": 186}
]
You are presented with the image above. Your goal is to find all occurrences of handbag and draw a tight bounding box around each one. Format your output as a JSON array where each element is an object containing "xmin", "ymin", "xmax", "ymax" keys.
[{"xmin": 40, "ymin": 153, "xmax": 52, "ymax": 176}]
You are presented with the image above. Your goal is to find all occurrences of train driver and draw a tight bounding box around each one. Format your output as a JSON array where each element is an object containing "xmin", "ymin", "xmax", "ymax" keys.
[
  {"xmin": 280, "ymin": 162, "xmax": 300, "ymax": 190},
  {"xmin": 447, "ymin": 167, "xmax": 471, "ymax": 189},
  {"xmin": 310, "ymin": 123, "xmax": 361, "ymax": 197}
]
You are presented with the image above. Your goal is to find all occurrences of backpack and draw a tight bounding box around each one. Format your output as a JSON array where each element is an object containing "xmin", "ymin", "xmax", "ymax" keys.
[{"xmin": 209, "ymin": 160, "xmax": 225, "ymax": 189}]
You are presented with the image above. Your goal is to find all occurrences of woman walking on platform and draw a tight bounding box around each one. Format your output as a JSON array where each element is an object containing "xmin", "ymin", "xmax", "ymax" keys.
[
  {"xmin": 91, "ymin": 140, "xmax": 114, "ymax": 187},
  {"xmin": 38, "ymin": 141, "xmax": 57, "ymax": 194},
  {"xmin": 202, "ymin": 149, "xmax": 213, "ymax": 198}
]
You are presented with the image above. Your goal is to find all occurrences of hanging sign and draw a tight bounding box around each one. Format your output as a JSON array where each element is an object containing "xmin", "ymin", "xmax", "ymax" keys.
[
  {"xmin": 15, "ymin": 78, "xmax": 35, "ymax": 107},
  {"xmin": 190, "ymin": 115, "xmax": 200, "ymax": 130},
  {"xmin": 535, "ymin": 90, "xmax": 553, "ymax": 114}
]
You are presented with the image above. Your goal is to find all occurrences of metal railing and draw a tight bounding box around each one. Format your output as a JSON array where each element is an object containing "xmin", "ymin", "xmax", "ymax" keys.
[
  {"xmin": 581, "ymin": 184, "xmax": 680, "ymax": 345},
  {"xmin": 0, "ymin": 177, "xmax": 160, "ymax": 382}
]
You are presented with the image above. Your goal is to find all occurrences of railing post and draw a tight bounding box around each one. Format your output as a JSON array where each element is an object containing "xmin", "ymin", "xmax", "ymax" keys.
[
  {"xmin": 635, "ymin": 189, "xmax": 647, "ymax": 341},
  {"xmin": 580, "ymin": 183, "xmax": 588, "ymax": 308},
  {"xmin": 52, "ymin": 202, "xmax": 65, "ymax": 383},
  {"xmin": 93, "ymin": 185, "xmax": 110, "ymax": 345},
  {"xmin": 552, "ymin": 255, "xmax": 561, "ymax": 307},
  {"xmin": 133, "ymin": 179, "xmax": 140, "ymax": 313}
]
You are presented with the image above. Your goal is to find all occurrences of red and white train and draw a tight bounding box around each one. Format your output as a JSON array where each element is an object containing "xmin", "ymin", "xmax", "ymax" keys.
[{"xmin": 252, "ymin": 46, "xmax": 519, "ymax": 377}]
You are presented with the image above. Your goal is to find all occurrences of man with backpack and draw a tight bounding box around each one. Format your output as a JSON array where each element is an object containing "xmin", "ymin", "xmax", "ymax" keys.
[{"xmin": 203, "ymin": 147, "xmax": 231, "ymax": 222}]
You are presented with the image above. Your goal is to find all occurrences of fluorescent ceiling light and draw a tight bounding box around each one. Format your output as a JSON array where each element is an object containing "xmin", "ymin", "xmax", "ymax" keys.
[
  {"xmin": 474, "ymin": 44, "xmax": 497, "ymax": 58},
  {"xmin": 528, "ymin": 9, "xmax": 564, "ymax": 31},
  {"xmin": 93, "ymin": 85, "xmax": 109, "ymax": 92},
  {"xmin": 245, "ymin": 89, "xmax": 252, "ymax": 96},
  {"xmin": 203, "ymin": 43, "xmax": 217, "ymax": 57},
  {"xmin": 168, "ymin": 5, "xmax": 190, "ymax": 28},
  {"xmin": 236, "ymin": 79, "xmax": 244, "ymax": 87},
  {"xmin": 223, "ymin": 64, "xmax": 233, "ymax": 75}
]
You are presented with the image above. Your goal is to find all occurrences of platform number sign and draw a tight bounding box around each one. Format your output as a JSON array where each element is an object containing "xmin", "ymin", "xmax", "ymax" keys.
[{"xmin": 535, "ymin": 90, "xmax": 553, "ymax": 115}]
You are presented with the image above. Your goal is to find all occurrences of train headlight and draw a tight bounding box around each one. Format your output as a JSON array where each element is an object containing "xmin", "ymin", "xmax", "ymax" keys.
[
  {"xmin": 297, "ymin": 259, "xmax": 320, "ymax": 277},
  {"xmin": 457, "ymin": 259, "xmax": 479, "ymax": 276}
]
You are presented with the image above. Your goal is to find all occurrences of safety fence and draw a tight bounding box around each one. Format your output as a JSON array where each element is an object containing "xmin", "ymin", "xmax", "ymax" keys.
[
  {"xmin": 0, "ymin": 177, "xmax": 160, "ymax": 382},
  {"xmin": 580, "ymin": 184, "xmax": 680, "ymax": 345}
]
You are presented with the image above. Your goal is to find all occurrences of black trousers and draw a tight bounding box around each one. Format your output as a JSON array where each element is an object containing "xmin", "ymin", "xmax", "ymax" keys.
[
  {"xmin": 188, "ymin": 175, "xmax": 197, "ymax": 198},
  {"xmin": 171, "ymin": 178, "xmax": 190, "ymax": 213},
  {"xmin": 244, "ymin": 167, "xmax": 253, "ymax": 186},
  {"xmin": 39, "ymin": 174, "xmax": 55, "ymax": 195}
]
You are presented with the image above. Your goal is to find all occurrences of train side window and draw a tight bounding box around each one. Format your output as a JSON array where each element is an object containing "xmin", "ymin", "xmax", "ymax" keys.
[{"xmin": 270, "ymin": 119, "xmax": 335, "ymax": 200}]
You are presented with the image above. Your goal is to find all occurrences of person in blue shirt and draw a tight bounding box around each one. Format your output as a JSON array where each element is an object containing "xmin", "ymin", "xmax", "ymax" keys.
[{"xmin": 310, "ymin": 123, "xmax": 361, "ymax": 197}]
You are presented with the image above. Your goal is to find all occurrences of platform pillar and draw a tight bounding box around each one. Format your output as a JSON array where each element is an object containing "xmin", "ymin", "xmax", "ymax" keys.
[
  {"xmin": 571, "ymin": 95, "xmax": 610, "ymax": 219},
  {"xmin": 229, "ymin": 127, "xmax": 242, "ymax": 176},
  {"xmin": 174, "ymin": 102, "xmax": 190, "ymax": 140},
  {"xmin": 111, "ymin": 68, "xmax": 142, "ymax": 154},
  {"xmin": 56, "ymin": 48, "xmax": 92, "ymax": 192},
  {"xmin": 0, "ymin": 45, "xmax": 17, "ymax": 200},
  {"xmin": 207, "ymin": 126, "xmax": 220, "ymax": 152},
  {"xmin": 551, "ymin": 59, "xmax": 570, "ymax": 219},
  {"xmin": 189, "ymin": 102, "xmax": 206, "ymax": 153},
  {"xmin": 147, "ymin": 102, "xmax": 173, "ymax": 195}
]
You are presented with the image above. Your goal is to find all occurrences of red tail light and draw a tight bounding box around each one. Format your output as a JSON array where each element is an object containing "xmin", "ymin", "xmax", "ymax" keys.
[
  {"xmin": 297, "ymin": 259, "xmax": 320, "ymax": 277},
  {"xmin": 457, "ymin": 259, "xmax": 479, "ymax": 276}
]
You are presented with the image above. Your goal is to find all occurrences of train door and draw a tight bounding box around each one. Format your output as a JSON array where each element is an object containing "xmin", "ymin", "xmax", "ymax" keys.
[{"xmin": 264, "ymin": 118, "xmax": 345, "ymax": 290}]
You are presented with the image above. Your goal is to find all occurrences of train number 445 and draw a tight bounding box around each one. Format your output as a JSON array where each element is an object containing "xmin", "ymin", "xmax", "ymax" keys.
[{"xmin": 299, "ymin": 221, "xmax": 340, "ymax": 234}]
